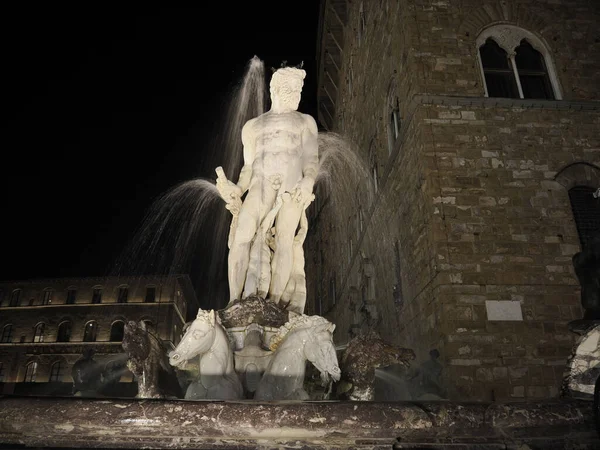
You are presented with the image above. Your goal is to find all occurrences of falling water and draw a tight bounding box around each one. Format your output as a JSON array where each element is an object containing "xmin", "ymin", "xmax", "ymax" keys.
[
  {"xmin": 204, "ymin": 56, "xmax": 266, "ymax": 304},
  {"xmin": 316, "ymin": 132, "xmax": 376, "ymax": 223},
  {"xmin": 112, "ymin": 56, "xmax": 266, "ymax": 309}
]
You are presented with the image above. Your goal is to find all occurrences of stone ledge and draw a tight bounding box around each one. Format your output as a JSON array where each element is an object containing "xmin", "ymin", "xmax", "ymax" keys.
[
  {"xmin": 413, "ymin": 94, "xmax": 600, "ymax": 111},
  {"xmin": 0, "ymin": 396, "xmax": 596, "ymax": 449}
]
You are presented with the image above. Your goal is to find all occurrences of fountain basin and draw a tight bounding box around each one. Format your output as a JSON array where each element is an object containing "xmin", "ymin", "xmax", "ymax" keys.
[{"xmin": 0, "ymin": 396, "xmax": 596, "ymax": 449}]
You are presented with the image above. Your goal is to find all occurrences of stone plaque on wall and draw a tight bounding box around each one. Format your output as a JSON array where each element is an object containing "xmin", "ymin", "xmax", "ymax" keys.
[{"xmin": 485, "ymin": 300, "xmax": 523, "ymax": 321}]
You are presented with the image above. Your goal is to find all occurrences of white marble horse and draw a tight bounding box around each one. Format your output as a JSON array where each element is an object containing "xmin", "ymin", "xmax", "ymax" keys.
[
  {"xmin": 254, "ymin": 314, "xmax": 341, "ymax": 400},
  {"xmin": 168, "ymin": 309, "xmax": 243, "ymax": 400}
]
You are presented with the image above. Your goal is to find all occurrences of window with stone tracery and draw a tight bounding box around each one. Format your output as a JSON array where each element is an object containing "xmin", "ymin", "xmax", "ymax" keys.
[{"xmin": 477, "ymin": 24, "xmax": 561, "ymax": 100}]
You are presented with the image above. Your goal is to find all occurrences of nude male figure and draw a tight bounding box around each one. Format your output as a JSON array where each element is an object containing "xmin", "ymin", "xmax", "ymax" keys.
[{"xmin": 216, "ymin": 67, "xmax": 318, "ymax": 307}]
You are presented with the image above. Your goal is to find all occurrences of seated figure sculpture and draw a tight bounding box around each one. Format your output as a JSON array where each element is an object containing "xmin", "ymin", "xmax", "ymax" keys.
[{"xmin": 216, "ymin": 65, "xmax": 318, "ymax": 314}]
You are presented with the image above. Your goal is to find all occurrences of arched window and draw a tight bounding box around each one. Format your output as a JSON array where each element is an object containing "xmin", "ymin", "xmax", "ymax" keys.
[
  {"xmin": 33, "ymin": 323, "xmax": 45, "ymax": 343},
  {"xmin": 9, "ymin": 289, "xmax": 21, "ymax": 307},
  {"xmin": 57, "ymin": 321, "xmax": 72, "ymax": 342},
  {"xmin": 569, "ymin": 186, "xmax": 600, "ymax": 248},
  {"xmin": 49, "ymin": 361, "xmax": 65, "ymax": 382},
  {"xmin": 479, "ymin": 39, "xmax": 519, "ymax": 98},
  {"xmin": 24, "ymin": 362, "xmax": 38, "ymax": 382},
  {"xmin": 1, "ymin": 324, "xmax": 13, "ymax": 343},
  {"xmin": 477, "ymin": 24, "xmax": 561, "ymax": 100},
  {"xmin": 83, "ymin": 321, "xmax": 97, "ymax": 342},
  {"xmin": 117, "ymin": 286, "xmax": 129, "ymax": 303},
  {"xmin": 110, "ymin": 321, "xmax": 125, "ymax": 342},
  {"xmin": 66, "ymin": 287, "xmax": 77, "ymax": 305},
  {"xmin": 42, "ymin": 289, "xmax": 53, "ymax": 305},
  {"xmin": 92, "ymin": 286, "xmax": 103, "ymax": 304},
  {"xmin": 145, "ymin": 286, "xmax": 156, "ymax": 303},
  {"xmin": 515, "ymin": 40, "xmax": 554, "ymax": 100}
]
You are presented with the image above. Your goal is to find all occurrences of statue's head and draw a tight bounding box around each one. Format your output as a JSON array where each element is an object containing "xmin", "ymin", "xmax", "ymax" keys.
[{"xmin": 270, "ymin": 67, "xmax": 306, "ymax": 111}]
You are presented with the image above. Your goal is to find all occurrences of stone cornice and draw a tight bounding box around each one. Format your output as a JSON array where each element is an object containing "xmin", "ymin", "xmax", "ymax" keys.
[
  {"xmin": 0, "ymin": 274, "xmax": 190, "ymax": 286},
  {"xmin": 412, "ymin": 94, "xmax": 600, "ymax": 111}
]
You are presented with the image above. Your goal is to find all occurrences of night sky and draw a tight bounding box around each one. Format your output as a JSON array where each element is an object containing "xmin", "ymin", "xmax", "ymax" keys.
[{"xmin": 2, "ymin": 3, "xmax": 321, "ymax": 284}]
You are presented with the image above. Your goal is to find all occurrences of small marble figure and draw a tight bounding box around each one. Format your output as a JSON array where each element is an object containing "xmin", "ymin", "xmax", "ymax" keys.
[
  {"xmin": 339, "ymin": 331, "xmax": 415, "ymax": 401},
  {"xmin": 122, "ymin": 320, "xmax": 181, "ymax": 399}
]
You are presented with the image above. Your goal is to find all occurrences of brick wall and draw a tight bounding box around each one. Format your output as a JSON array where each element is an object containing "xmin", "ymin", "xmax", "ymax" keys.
[{"xmin": 312, "ymin": 0, "xmax": 600, "ymax": 400}]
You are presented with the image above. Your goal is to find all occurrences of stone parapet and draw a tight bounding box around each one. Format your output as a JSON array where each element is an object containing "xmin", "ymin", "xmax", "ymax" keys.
[{"xmin": 0, "ymin": 396, "xmax": 596, "ymax": 449}]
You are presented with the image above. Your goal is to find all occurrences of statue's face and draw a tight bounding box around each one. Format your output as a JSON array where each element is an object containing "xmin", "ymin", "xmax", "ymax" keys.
[{"xmin": 271, "ymin": 78, "xmax": 303, "ymax": 111}]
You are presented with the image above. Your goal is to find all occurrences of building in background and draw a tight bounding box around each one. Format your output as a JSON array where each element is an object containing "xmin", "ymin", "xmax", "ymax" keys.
[
  {"xmin": 0, "ymin": 274, "xmax": 198, "ymax": 396},
  {"xmin": 309, "ymin": 0, "xmax": 600, "ymax": 401}
]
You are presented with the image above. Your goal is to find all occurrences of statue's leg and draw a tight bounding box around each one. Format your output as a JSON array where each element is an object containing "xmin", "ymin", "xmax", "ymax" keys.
[
  {"xmin": 229, "ymin": 183, "xmax": 276, "ymax": 303},
  {"xmin": 238, "ymin": 183, "xmax": 277, "ymax": 298},
  {"xmin": 227, "ymin": 190, "xmax": 261, "ymax": 303},
  {"xmin": 246, "ymin": 194, "xmax": 282, "ymax": 299},
  {"xmin": 269, "ymin": 195, "xmax": 304, "ymax": 304},
  {"xmin": 281, "ymin": 209, "xmax": 309, "ymax": 313}
]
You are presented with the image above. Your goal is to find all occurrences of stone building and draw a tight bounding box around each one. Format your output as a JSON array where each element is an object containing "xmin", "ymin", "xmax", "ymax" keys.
[
  {"xmin": 309, "ymin": 0, "xmax": 600, "ymax": 401},
  {"xmin": 0, "ymin": 274, "xmax": 198, "ymax": 396}
]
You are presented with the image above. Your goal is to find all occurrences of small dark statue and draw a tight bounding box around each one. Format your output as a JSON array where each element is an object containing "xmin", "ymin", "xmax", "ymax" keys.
[
  {"xmin": 573, "ymin": 235, "xmax": 600, "ymax": 320},
  {"xmin": 122, "ymin": 320, "xmax": 182, "ymax": 399},
  {"xmin": 71, "ymin": 348, "xmax": 103, "ymax": 397},
  {"xmin": 338, "ymin": 331, "xmax": 415, "ymax": 401}
]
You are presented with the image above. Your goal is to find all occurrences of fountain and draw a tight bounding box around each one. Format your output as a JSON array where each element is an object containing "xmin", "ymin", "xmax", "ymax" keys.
[
  {"xmin": 0, "ymin": 57, "xmax": 597, "ymax": 450},
  {"xmin": 162, "ymin": 64, "xmax": 344, "ymax": 400}
]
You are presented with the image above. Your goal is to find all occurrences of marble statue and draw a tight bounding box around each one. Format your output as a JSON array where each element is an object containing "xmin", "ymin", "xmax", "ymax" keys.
[
  {"xmin": 254, "ymin": 314, "xmax": 341, "ymax": 401},
  {"xmin": 122, "ymin": 320, "xmax": 182, "ymax": 399},
  {"xmin": 169, "ymin": 309, "xmax": 243, "ymax": 400},
  {"xmin": 338, "ymin": 331, "xmax": 415, "ymax": 401},
  {"xmin": 562, "ymin": 323, "xmax": 600, "ymax": 399},
  {"xmin": 216, "ymin": 66, "xmax": 318, "ymax": 313}
]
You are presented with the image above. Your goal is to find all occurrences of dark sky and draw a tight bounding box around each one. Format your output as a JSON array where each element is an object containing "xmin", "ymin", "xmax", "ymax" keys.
[{"xmin": 1, "ymin": 3, "xmax": 322, "ymax": 283}]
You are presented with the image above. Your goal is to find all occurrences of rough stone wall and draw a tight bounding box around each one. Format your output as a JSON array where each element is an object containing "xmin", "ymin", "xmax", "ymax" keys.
[{"xmin": 311, "ymin": 0, "xmax": 600, "ymax": 401}]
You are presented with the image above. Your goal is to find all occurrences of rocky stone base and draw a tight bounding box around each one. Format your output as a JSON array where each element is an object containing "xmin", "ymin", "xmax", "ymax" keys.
[{"xmin": 0, "ymin": 396, "xmax": 597, "ymax": 449}]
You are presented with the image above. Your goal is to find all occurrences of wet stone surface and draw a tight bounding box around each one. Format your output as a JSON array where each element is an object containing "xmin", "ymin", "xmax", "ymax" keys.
[{"xmin": 0, "ymin": 396, "xmax": 597, "ymax": 449}]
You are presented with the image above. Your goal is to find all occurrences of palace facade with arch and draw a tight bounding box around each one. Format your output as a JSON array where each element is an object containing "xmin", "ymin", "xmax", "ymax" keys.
[
  {"xmin": 0, "ymin": 274, "xmax": 198, "ymax": 396},
  {"xmin": 310, "ymin": 0, "xmax": 600, "ymax": 401}
]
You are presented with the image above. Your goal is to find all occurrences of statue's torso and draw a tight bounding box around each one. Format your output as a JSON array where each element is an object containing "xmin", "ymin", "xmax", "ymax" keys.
[{"xmin": 249, "ymin": 111, "xmax": 308, "ymax": 189}]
